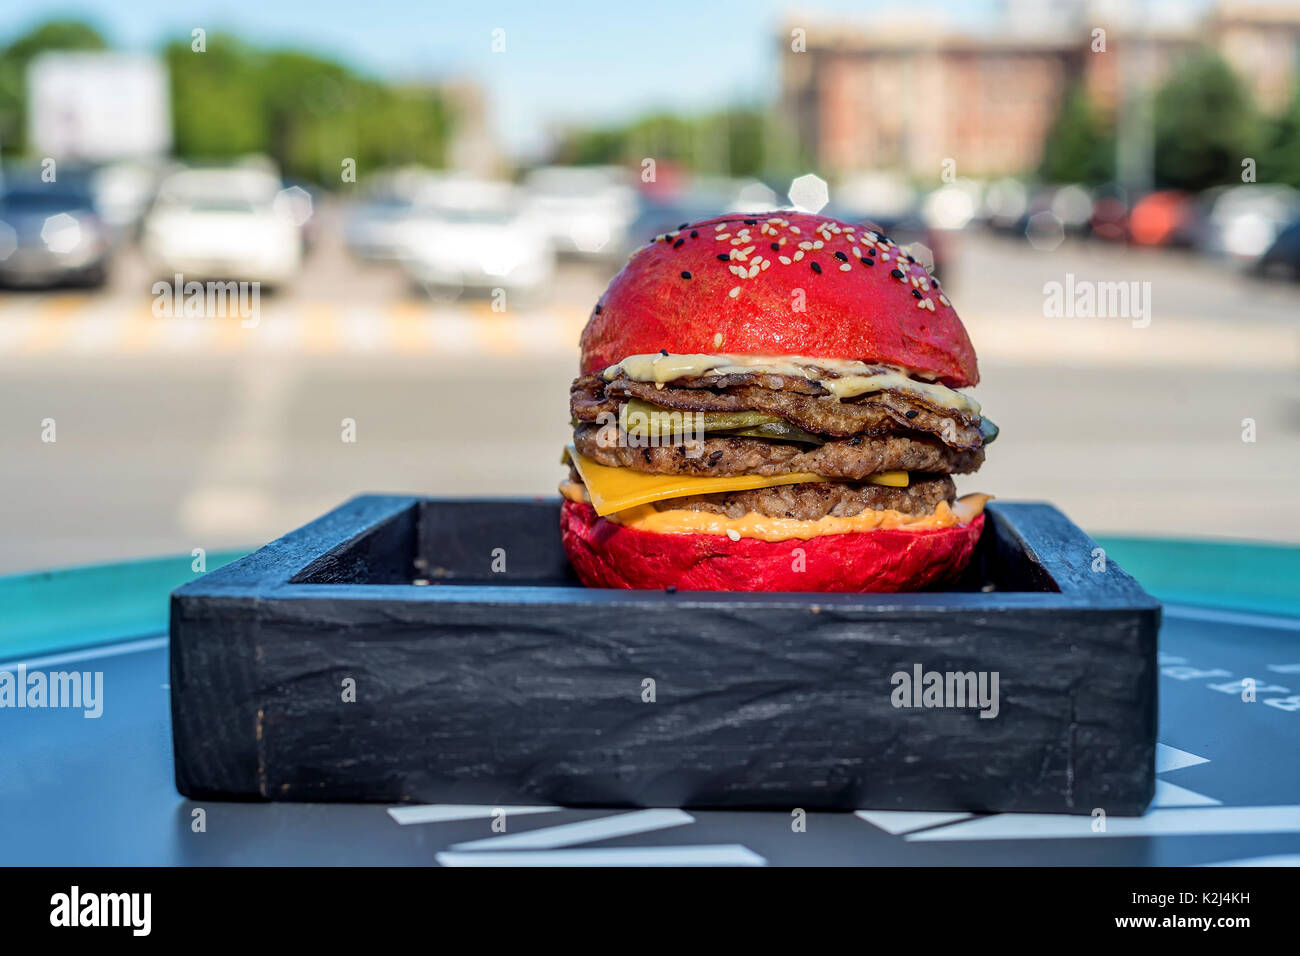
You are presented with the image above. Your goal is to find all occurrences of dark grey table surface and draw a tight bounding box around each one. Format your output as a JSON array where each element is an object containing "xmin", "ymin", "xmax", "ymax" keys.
[{"xmin": 2, "ymin": 603, "xmax": 1297, "ymax": 866}]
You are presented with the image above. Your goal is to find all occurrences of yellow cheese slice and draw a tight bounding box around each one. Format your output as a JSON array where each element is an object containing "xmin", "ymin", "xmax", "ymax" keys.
[{"xmin": 566, "ymin": 446, "xmax": 907, "ymax": 517}]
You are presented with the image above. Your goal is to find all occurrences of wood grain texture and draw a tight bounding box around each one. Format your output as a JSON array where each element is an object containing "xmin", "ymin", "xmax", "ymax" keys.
[{"xmin": 170, "ymin": 497, "xmax": 1159, "ymax": 813}]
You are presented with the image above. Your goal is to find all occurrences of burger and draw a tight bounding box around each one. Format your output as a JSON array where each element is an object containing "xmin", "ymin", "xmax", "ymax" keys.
[{"xmin": 559, "ymin": 211, "xmax": 995, "ymax": 592}]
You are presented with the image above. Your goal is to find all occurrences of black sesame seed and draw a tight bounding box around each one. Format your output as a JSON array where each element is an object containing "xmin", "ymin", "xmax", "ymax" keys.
[
  {"xmin": 905, "ymin": 409, "xmax": 918, "ymax": 419},
  {"xmin": 708, "ymin": 450, "xmax": 724, "ymax": 462},
  {"xmin": 907, "ymin": 254, "xmax": 916, "ymax": 263},
  {"xmin": 665, "ymin": 584, "xmax": 677, "ymax": 593},
  {"xmin": 660, "ymin": 349, "xmax": 669, "ymax": 356},
  {"xmin": 833, "ymin": 251, "xmax": 848, "ymax": 262},
  {"xmin": 890, "ymin": 268, "xmax": 905, "ymax": 279},
  {"xmin": 673, "ymin": 238, "xmax": 684, "ymax": 249},
  {"xmin": 681, "ymin": 271, "xmax": 692, "ymax": 279},
  {"xmin": 717, "ymin": 253, "xmax": 730, "ymax": 261},
  {"xmin": 848, "ymin": 436, "xmax": 863, "ymax": 446},
  {"xmin": 690, "ymin": 230, "xmax": 699, "ymax": 238},
  {"xmin": 860, "ymin": 256, "xmax": 874, "ymax": 266},
  {"xmin": 931, "ymin": 276, "xmax": 940, "ymax": 285},
  {"xmin": 810, "ymin": 261, "xmax": 822, "ymax": 274},
  {"xmin": 770, "ymin": 243, "xmax": 779, "ymax": 251},
  {"xmin": 912, "ymin": 289, "xmax": 922, "ymax": 299},
  {"xmin": 594, "ymin": 304, "xmax": 602, "ymax": 314},
  {"xmin": 744, "ymin": 218, "xmax": 758, "ymax": 225},
  {"xmin": 678, "ymin": 222, "xmax": 688, "ymax": 230}
]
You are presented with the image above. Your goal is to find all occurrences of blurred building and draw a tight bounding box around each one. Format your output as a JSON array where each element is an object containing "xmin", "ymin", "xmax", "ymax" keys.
[
  {"xmin": 442, "ymin": 79, "xmax": 502, "ymax": 177},
  {"xmin": 780, "ymin": 0, "xmax": 1300, "ymax": 178}
]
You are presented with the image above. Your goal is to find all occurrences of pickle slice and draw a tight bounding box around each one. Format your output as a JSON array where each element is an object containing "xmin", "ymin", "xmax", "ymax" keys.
[
  {"xmin": 979, "ymin": 416, "xmax": 999, "ymax": 444},
  {"xmin": 725, "ymin": 421, "xmax": 826, "ymax": 445},
  {"xmin": 619, "ymin": 398, "xmax": 782, "ymax": 439}
]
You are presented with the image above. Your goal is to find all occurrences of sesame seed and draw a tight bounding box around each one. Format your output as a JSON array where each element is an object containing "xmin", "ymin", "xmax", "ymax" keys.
[
  {"xmin": 860, "ymin": 256, "xmax": 874, "ymax": 266},
  {"xmin": 852, "ymin": 246, "xmax": 861, "ymax": 257},
  {"xmin": 770, "ymin": 243, "xmax": 780, "ymax": 251},
  {"xmin": 939, "ymin": 294, "xmax": 951, "ymax": 306},
  {"xmin": 715, "ymin": 223, "xmax": 726, "ymax": 231},
  {"xmin": 793, "ymin": 250, "xmax": 804, "ymax": 261},
  {"xmin": 729, "ymin": 265, "xmax": 743, "ymax": 276},
  {"xmin": 713, "ymin": 332, "xmax": 723, "ymax": 348},
  {"xmin": 726, "ymin": 528, "xmax": 742, "ymax": 542},
  {"xmin": 660, "ymin": 349, "xmax": 669, "ymax": 356},
  {"xmin": 716, "ymin": 233, "xmax": 731, "ymax": 241},
  {"xmin": 833, "ymin": 251, "xmax": 848, "ymax": 262},
  {"xmin": 912, "ymin": 289, "xmax": 922, "ymax": 299},
  {"xmin": 744, "ymin": 218, "xmax": 757, "ymax": 225},
  {"xmin": 839, "ymin": 263, "xmax": 851, "ymax": 272},
  {"xmin": 681, "ymin": 271, "xmax": 692, "ymax": 279},
  {"xmin": 595, "ymin": 304, "xmax": 602, "ymax": 314},
  {"xmin": 748, "ymin": 264, "xmax": 759, "ymax": 278},
  {"xmin": 789, "ymin": 226, "xmax": 801, "ymax": 234},
  {"xmin": 761, "ymin": 260, "xmax": 770, "ymax": 270},
  {"xmin": 728, "ymin": 286, "xmax": 740, "ymax": 298},
  {"xmin": 890, "ymin": 268, "xmax": 905, "ymax": 279},
  {"xmin": 905, "ymin": 409, "xmax": 918, "ymax": 419},
  {"xmin": 779, "ymin": 256, "xmax": 792, "ymax": 265},
  {"xmin": 810, "ymin": 261, "xmax": 822, "ymax": 274},
  {"xmin": 690, "ymin": 230, "xmax": 699, "ymax": 238},
  {"xmin": 717, "ymin": 253, "xmax": 730, "ymax": 261},
  {"xmin": 798, "ymin": 241, "xmax": 812, "ymax": 250},
  {"xmin": 812, "ymin": 240, "xmax": 824, "ymax": 249},
  {"xmin": 674, "ymin": 238, "xmax": 684, "ymax": 248},
  {"xmin": 678, "ymin": 222, "xmax": 688, "ymax": 230}
]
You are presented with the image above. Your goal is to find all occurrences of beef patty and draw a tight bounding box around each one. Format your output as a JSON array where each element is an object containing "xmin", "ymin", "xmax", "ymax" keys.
[
  {"xmin": 573, "ymin": 422, "xmax": 984, "ymax": 480},
  {"xmin": 571, "ymin": 372, "xmax": 983, "ymax": 451}
]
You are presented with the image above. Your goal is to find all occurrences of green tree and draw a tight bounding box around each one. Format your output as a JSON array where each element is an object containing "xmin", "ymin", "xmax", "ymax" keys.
[
  {"xmin": 0, "ymin": 19, "xmax": 107, "ymax": 154},
  {"xmin": 1260, "ymin": 91, "xmax": 1300, "ymax": 188},
  {"xmin": 1038, "ymin": 84, "xmax": 1114, "ymax": 184},
  {"xmin": 1153, "ymin": 52, "xmax": 1261, "ymax": 192}
]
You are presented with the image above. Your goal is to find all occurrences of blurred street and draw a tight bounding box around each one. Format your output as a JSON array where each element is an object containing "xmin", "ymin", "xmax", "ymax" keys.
[{"xmin": 3, "ymin": 202, "xmax": 1299, "ymax": 573}]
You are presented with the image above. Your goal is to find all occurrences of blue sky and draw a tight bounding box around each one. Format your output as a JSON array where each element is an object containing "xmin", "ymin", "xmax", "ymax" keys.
[{"xmin": 0, "ymin": 0, "xmax": 1118, "ymax": 156}]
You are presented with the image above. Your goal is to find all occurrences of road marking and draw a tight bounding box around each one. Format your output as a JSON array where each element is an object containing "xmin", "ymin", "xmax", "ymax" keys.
[
  {"xmin": 855, "ymin": 810, "xmax": 974, "ymax": 834},
  {"xmin": 449, "ymin": 808, "xmax": 693, "ymax": 851},
  {"xmin": 387, "ymin": 804, "xmax": 559, "ymax": 825},
  {"xmin": 436, "ymin": 845, "xmax": 765, "ymax": 867},
  {"xmin": 1156, "ymin": 743, "xmax": 1210, "ymax": 774},
  {"xmin": 906, "ymin": 806, "xmax": 1300, "ymax": 841}
]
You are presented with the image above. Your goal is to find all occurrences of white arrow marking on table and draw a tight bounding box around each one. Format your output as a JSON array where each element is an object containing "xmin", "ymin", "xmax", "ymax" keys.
[
  {"xmin": 1155, "ymin": 743, "xmax": 1210, "ymax": 773},
  {"xmin": 854, "ymin": 811, "xmax": 973, "ymax": 835},
  {"xmin": 387, "ymin": 804, "xmax": 560, "ymax": 825},
  {"xmin": 449, "ymin": 808, "xmax": 692, "ymax": 851},
  {"xmin": 436, "ymin": 845, "xmax": 766, "ymax": 867},
  {"xmin": 1152, "ymin": 780, "xmax": 1221, "ymax": 808},
  {"xmin": 905, "ymin": 806, "xmax": 1300, "ymax": 841}
]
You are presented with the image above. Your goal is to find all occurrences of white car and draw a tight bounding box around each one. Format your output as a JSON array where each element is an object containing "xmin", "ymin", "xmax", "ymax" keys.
[
  {"xmin": 143, "ymin": 167, "xmax": 302, "ymax": 286},
  {"xmin": 522, "ymin": 166, "xmax": 636, "ymax": 260},
  {"xmin": 402, "ymin": 180, "xmax": 555, "ymax": 304}
]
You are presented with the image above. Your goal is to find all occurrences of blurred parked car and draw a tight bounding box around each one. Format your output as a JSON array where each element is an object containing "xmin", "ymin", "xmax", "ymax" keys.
[
  {"xmin": 344, "ymin": 167, "xmax": 445, "ymax": 262},
  {"xmin": 403, "ymin": 179, "xmax": 555, "ymax": 304},
  {"xmin": 1088, "ymin": 183, "xmax": 1130, "ymax": 242},
  {"xmin": 1199, "ymin": 185, "xmax": 1300, "ymax": 264},
  {"xmin": 0, "ymin": 174, "xmax": 111, "ymax": 288},
  {"xmin": 1128, "ymin": 190, "xmax": 1196, "ymax": 247},
  {"xmin": 1254, "ymin": 218, "xmax": 1300, "ymax": 279},
  {"xmin": 142, "ymin": 166, "xmax": 302, "ymax": 287},
  {"xmin": 522, "ymin": 165, "xmax": 636, "ymax": 262}
]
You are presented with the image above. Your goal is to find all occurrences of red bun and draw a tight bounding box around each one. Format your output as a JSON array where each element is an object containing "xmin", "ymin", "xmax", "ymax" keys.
[
  {"xmin": 561, "ymin": 500, "xmax": 984, "ymax": 593},
  {"xmin": 580, "ymin": 212, "xmax": 978, "ymax": 387}
]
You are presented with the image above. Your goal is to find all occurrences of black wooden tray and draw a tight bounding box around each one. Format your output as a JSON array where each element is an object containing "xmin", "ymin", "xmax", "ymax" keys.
[{"xmin": 169, "ymin": 496, "xmax": 1160, "ymax": 814}]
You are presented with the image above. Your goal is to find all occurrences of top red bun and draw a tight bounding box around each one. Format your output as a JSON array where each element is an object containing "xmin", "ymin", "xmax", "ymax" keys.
[{"xmin": 580, "ymin": 212, "xmax": 978, "ymax": 388}]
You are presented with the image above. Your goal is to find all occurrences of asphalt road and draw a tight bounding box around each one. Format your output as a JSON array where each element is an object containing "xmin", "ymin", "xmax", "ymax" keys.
[{"xmin": 2, "ymin": 212, "xmax": 1299, "ymax": 574}]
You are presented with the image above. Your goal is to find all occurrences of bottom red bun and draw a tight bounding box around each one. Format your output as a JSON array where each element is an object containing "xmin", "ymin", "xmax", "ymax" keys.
[{"xmin": 560, "ymin": 500, "xmax": 984, "ymax": 592}]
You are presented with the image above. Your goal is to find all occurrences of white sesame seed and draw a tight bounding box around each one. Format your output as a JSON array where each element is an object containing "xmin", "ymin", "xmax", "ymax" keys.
[
  {"xmin": 789, "ymin": 226, "xmax": 801, "ymax": 234},
  {"xmin": 729, "ymin": 264, "xmax": 743, "ymax": 276},
  {"xmin": 793, "ymin": 250, "xmax": 804, "ymax": 261},
  {"xmin": 939, "ymin": 294, "xmax": 951, "ymax": 306},
  {"xmin": 716, "ymin": 233, "xmax": 731, "ymax": 241},
  {"xmin": 812, "ymin": 240, "xmax": 824, "ymax": 249},
  {"xmin": 761, "ymin": 260, "xmax": 770, "ymax": 270},
  {"xmin": 728, "ymin": 286, "xmax": 740, "ymax": 298},
  {"xmin": 713, "ymin": 332, "xmax": 724, "ymax": 348},
  {"xmin": 798, "ymin": 241, "xmax": 812, "ymax": 250},
  {"xmin": 748, "ymin": 264, "xmax": 759, "ymax": 278},
  {"xmin": 852, "ymin": 246, "xmax": 861, "ymax": 257},
  {"xmin": 839, "ymin": 263, "xmax": 851, "ymax": 272},
  {"xmin": 715, "ymin": 223, "xmax": 726, "ymax": 231},
  {"xmin": 779, "ymin": 256, "xmax": 792, "ymax": 265},
  {"xmin": 726, "ymin": 528, "xmax": 741, "ymax": 542}
]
